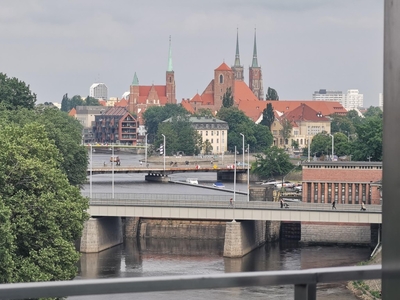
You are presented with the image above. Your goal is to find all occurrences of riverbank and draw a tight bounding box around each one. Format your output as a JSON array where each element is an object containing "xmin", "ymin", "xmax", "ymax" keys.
[{"xmin": 347, "ymin": 249, "xmax": 381, "ymax": 299}]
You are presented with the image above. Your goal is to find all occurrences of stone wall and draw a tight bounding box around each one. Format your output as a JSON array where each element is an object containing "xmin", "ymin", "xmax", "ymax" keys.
[
  {"xmin": 301, "ymin": 222, "xmax": 371, "ymax": 245},
  {"xmin": 138, "ymin": 219, "xmax": 226, "ymax": 239},
  {"xmin": 266, "ymin": 221, "xmax": 281, "ymax": 242},
  {"xmin": 125, "ymin": 217, "xmax": 140, "ymax": 238},
  {"xmin": 249, "ymin": 186, "xmax": 274, "ymax": 201},
  {"xmin": 80, "ymin": 217, "xmax": 123, "ymax": 253}
]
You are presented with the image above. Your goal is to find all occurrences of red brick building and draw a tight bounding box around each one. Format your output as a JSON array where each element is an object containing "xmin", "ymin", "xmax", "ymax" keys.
[{"xmin": 302, "ymin": 161, "xmax": 382, "ymax": 205}]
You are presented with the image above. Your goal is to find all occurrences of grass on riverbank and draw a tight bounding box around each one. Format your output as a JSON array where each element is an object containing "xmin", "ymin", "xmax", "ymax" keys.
[{"xmin": 347, "ymin": 249, "xmax": 381, "ymax": 300}]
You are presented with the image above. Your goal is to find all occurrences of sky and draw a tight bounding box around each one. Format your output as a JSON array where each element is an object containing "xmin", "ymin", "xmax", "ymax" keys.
[{"xmin": 0, "ymin": 0, "xmax": 383, "ymax": 107}]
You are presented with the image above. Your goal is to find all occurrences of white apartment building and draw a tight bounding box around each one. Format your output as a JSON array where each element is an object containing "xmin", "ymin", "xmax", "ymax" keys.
[
  {"xmin": 312, "ymin": 89, "xmax": 344, "ymax": 103},
  {"xmin": 379, "ymin": 93, "xmax": 383, "ymax": 108},
  {"xmin": 89, "ymin": 83, "xmax": 108, "ymax": 100},
  {"xmin": 343, "ymin": 89, "xmax": 363, "ymax": 110}
]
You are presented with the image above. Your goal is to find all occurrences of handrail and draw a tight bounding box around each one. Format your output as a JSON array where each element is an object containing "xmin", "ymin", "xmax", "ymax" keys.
[{"xmin": 0, "ymin": 265, "xmax": 381, "ymax": 300}]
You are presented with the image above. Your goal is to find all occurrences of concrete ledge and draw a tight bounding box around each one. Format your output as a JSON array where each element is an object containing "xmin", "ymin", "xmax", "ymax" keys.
[{"xmin": 80, "ymin": 217, "xmax": 123, "ymax": 253}]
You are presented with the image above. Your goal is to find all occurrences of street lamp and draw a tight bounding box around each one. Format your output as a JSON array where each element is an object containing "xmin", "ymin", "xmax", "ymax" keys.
[
  {"xmin": 344, "ymin": 131, "xmax": 350, "ymax": 142},
  {"xmin": 145, "ymin": 133, "xmax": 148, "ymax": 166},
  {"xmin": 90, "ymin": 144, "xmax": 93, "ymax": 198},
  {"xmin": 328, "ymin": 134, "xmax": 334, "ymax": 161},
  {"xmin": 240, "ymin": 133, "xmax": 245, "ymax": 169},
  {"xmin": 233, "ymin": 146, "xmax": 237, "ymax": 222},
  {"xmin": 112, "ymin": 144, "xmax": 114, "ymax": 198},
  {"xmin": 161, "ymin": 134, "xmax": 166, "ymax": 173},
  {"xmin": 247, "ymin": 144, "xmax": 250, "ymax": 202}
]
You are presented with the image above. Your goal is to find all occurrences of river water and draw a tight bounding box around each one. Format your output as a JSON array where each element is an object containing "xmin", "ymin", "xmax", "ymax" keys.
[{"xmin": 71, "ymin": 153, "xmax": 370, "ymax": 299}]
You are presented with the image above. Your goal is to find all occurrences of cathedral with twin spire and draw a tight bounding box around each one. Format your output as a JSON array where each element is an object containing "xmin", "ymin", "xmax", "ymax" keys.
[{"xmin": 181, "ymin": 29, "xmax": 265, "ymax": 114}]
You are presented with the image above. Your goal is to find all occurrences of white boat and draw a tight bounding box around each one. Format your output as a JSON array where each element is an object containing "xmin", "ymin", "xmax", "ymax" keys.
[
  {"xmin": 213, "ymin": 182, "xmax": 225, "ymax": 188},
  {"xmin": 186, "ymin": 178, "xmax": 198, "ymax": 185}
]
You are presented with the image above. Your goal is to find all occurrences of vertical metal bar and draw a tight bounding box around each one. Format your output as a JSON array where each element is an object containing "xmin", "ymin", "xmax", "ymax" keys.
[
  {"xmin": 233, "ymin": 146, "xmax": 236, "ymax": 221},
  {"xmin": 145, "ymin": 134, "xmax": 148, "ymax": 166},
  {"xmin": 90, "ymin": 144, "xmax": 93, "ymax": 198},
  {"xmin": 294, "ymin": 284, "xmax": 316, "ymax": 300},
  {"xmin": 112, "ymin": 144, "xmax": 114, "ymax": 198},
  {"xmin": 383, "ymin": 0, "xmax": 400, "ymax": 297},
  {"xmin": 247, "ymin": 143, "xmax": 250, "ymax": 202}
]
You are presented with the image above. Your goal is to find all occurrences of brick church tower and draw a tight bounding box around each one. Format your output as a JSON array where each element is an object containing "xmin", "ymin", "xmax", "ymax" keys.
[
  {"xmin": 249, "ymin": 29, "xmax": 264, "ymax": 100},
  {"xmin": 231, "ymin": 29, "xmax": 244, "ymax": 81},
  {"xmin": 166, "ymin": 36, "xmax": 176, "ymax": 104},
  {"xmin": 213, "ymin": 62, "xmax": 234, "ymax": 109}
]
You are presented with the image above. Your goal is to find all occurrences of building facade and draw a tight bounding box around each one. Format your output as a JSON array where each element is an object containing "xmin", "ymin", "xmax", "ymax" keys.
[
  {"xmin": 89, "ymin": 83, "xmax": 108, "ymax": 100},
  {"xmin": 189, "ymin": 116, "xmax": 229, "ymax": 154},
  {"xmin": 249, "ymin": 30, "xmax": 264, "ymax": 100},
  {"xmin": 312, "ymin": 89, "xmax": 344, "ymax": 103},
  {"xmin": 93, "ymin": 107, "xmax": 138, "ymax": 145},
  {"xmin": 302, "ymin": 161, "xmax": 382, "ymax": 205},
  {"xmin": 343, "ymin": 89, "xmax": 364, "ymax": 110}
]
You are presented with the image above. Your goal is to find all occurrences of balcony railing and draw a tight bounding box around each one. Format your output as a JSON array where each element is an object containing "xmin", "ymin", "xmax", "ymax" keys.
[{"xmin": 0, "ymin": 265, "xmax": 381, "ymax": 300}]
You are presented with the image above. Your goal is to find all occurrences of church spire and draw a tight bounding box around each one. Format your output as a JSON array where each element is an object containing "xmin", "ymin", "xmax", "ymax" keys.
[
  {"xmin": 251, "ymin": 28, "xmax": 259, "ymax": 68},
  {"xmin": 234, "ymin": 28, "xmax": 241, "ymax": 67},
  {"xmin": 132, "ymin": 72, "xmax": 139, "ymax": 86},
  {"xmin": 167, "ymin": 35, "xmax": 173, "ymax": 72}
]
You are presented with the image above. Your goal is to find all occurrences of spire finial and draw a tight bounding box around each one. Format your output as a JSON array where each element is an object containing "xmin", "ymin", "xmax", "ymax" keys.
[
  {"xmin": 167, "ymin": 35, "xmax": 173, "ymax": 72},
  {"xmin": 251, "ymin": 28, "xmax": 258, "ymax": 68},
  {"xmin": 132, "ymin": 72, "xmax": 139, "ymax": 86},
  {"xmin": 234, "ymin": 28, "xmax": 241, "ymax": 67}
]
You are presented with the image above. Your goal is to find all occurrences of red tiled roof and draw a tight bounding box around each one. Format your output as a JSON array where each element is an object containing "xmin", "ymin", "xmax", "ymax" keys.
[
  {"xmin": 181, "ymin": 100, "xmax": 195, "ymax": 114},
  {"xmin": 234, "ymin": 81, "xmax": 259, "ymax": 102},
  {"xmin": 284, "ymin": 103, "xmax": 330, "ymax": 122},
  {"xmin": 215, "ymin": 62, "xmax": 232, "ymax": 71},
  {"xmin": 104, "ymin": 107, "xmax": 130, "ymax": 116},
  {"xmin": 99, "ymin": 100, "xmax": 107, "ymax": 106},
  {"xmin": 68, "ymin": 107, "xmax": 76, "ymax": 117},
  {"xmin": 139, "ymin": 85, "xmax": 166, "ymax": 97},
  {"xmin": 114, "ymin": 99, "xmax": 128, "ymax": 107}
]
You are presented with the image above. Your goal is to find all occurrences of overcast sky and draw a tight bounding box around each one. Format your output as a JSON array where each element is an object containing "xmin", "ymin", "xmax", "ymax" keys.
[{"xmin": 1, "ymin": 0, "xmax": 383, "ymax": 107}]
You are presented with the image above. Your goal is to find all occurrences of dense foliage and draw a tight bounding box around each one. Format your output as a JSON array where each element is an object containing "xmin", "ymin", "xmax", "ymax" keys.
[
  {"xmin": 156, "ymin": 115, "xmax": 202, "ymax": 156},
  {"xmin": 0, "ymin": 122, "xmax": 88, "ymax": 284},
  {"xmin": 217, "ymin": 107, "xmax": 273, "ymax": 153},
  {"xmin": 142, "ymin": 104, "xmax": 188, "ymax": 141},
  {"xmin": 0, "ymin": 73, "xmax": 36, "ymax": 110},
  {"xmin": 222, "ymin": 87, "xmax": 234, "ymax": 108},
  {"xmin": 252, "ymin": 146, "xmax": 294, "ymax": 179},
  {"xmin": 61, "ymin": 93, "xmax": 101, "ymax": 112},
  {"xmin": 265, "ymin": 87, "xmax": 279, "ymax": 101},
  {"xmin": 260, "ymin": 103, "xmax": 274, "ymax": 130}
]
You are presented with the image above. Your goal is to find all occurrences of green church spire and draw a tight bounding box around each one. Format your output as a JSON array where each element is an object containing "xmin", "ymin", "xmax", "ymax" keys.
[
  {"xmin": 167, "ymin": 35, "xmax": 173, "ymax": 72},
  {"xmin": 132, "ymin": 72, "xmax": 139, "ymax": 86},
  {"xmin": 251, "ymin": 28, "xmax": 259, "ymax": 68},
  {"xmin": 234, "ymin": 28, "xmax": 241, "ymax": 67}
]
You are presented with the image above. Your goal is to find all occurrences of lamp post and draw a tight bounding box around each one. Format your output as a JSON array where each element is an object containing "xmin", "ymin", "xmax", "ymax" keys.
[
  {"xmin": 233, "ymin": 146, "xmax": 237, "ymax": 222},
  {"xmin": 90, "ymin": 144, "xmax": 93, "ymax": 198},
  {"xmin": 329, "ymin": 134, "xmax": 334, "ymax": 161},
  {"xmin": 307, "ymin": 137, "xmax": 311, "ymax": 162},
  {"xmin": 161, "ymin": 134, "xmax": 166, "ymax": 174},
  {"xmin": 247, "ymin": 144, "xmax": 250, "ymax": 202},
  {"xmin": 240, "ymin": 133, "xmax": 245, "ymax": 169},
  {"xmin": 344, "ymin": 131, "xmax": 350, "ymax": 142},
  {"xmin": 145, "ymin": 133, "xmax": 148, "ymax": 167},
  {"xmin": 112, "ymin": 144, "xmax": 114, "ymax": 198}
]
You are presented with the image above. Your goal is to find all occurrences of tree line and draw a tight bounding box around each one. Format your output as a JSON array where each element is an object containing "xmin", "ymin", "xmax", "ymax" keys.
[{"xmin": 61, "ymin": 93, "xmax": 101, "ymax": 112}]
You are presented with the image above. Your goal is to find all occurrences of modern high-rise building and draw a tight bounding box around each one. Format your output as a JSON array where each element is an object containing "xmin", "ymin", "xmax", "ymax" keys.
[
  {"xmin": 343, "ymin": 89, "xmax": 363, "ymax": 110},
  {"xmin": 379, "ymin": 93, "xmax": 383, "ymax": 108},
  {"xmin": 312, "ymin": 89, "xmax": 344, "ymax": 103},
  {"xmin": 89, "ymin": 83, "xmax": 108, "ymax": 100}
]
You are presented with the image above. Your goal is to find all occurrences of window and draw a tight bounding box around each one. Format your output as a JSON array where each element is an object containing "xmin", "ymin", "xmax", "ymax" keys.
[
  {"xmin": 348, "ymin": 184, "xmax": 352, "ymax": 204},
  {"xmin": 334, "ymin": 183, "xmax": 339, "ymax": 202},
  {"xmin": 307, "ymin": 183, "xmax": 311, "ymax": 203},
  {"xmin": 219, "ymin": 74, "xmax": 223, "ymax": 83},
  {"xmin": 273, "ymin": 130, "xmax": 277, "ymax": 135},
  {"xmin": 362, "ymin": 184, "xmax": 366, "ymax": 203},
  {"xmin": 321, "ymin": 183, "xmax": 325, "ymax": 203},
  {"xmin": 355, "ymin": 184, "xmax": 359, "ymax": 204},
  {"xmin": 217, "ymin": 139, "xmax": 219, "ymax": 143},
  {"xmin": 211, "ymin": 131, "xmax": 214, "ymax": 136},
  {"xmin": 314, "ymin": 183, "xmax": 318, "ymax": 203},
  {"xmin": 327, "ymin": 183, "xmax": 332, "ymax": 203},
  {"xmin": 217, "ymin": 131, "xmax": 219, "ymax": 136},
  {"xmin": 222, "ymin": 131, "xmax": 224, "ymax": 136},
  {"xmin": 206, "ymin": 131, "xmax": 208, "ymax": 136},
  {"xmin": 211, "ymin": 139, "xmax": 213, "ymax": 143},
  {"xmin": 341, "ymin": 184, "xmax": 345, "ymax": 204}
]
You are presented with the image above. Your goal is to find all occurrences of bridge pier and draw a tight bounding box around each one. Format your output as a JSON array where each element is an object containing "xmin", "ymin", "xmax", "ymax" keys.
[
  {"xmin": 217, "ymin": 170, "xmax": 248, "ymax": 183},
  {"xmin": 80, "ymin": 217, "xmax": 123, "ymax": 253},
  {"xmin": 145, "ymin": 173, "xmax": 170, "ymax": 182},
  {"xmin": 223, "ymin": 220, "xmax": 280, "ymax": 258}
]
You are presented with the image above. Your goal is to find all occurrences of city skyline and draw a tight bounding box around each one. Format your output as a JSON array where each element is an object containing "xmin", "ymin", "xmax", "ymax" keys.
[{"xmin": 0, "ymin": 1, "xmax": 383, "ymax": 107}]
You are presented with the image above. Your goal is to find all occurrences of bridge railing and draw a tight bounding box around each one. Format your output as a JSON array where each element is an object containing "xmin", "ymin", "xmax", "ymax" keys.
[
  {"xmin": 0, "ymin": 265, "xmax": 381, "ymax": 300},
  {"xmin": 84, "ymin": 193, "xmax": 382, "ymax": 212}
]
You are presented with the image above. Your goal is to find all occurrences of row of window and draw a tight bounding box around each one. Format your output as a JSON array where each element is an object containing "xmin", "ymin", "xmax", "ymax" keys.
[
  {"xmin": 306, "ymin": 182, "xmax": 370, "ymax": 204},
  {"xmin": 204, "ymin": 138, "xmax": 224, "ymax": 144},
  {"xmin": 203, "ymin": 131, "xmax": 225, "ymax": 136},
  {"xmin": 305, "ymin": 165, "xmax": 382, "ymax": 170}
]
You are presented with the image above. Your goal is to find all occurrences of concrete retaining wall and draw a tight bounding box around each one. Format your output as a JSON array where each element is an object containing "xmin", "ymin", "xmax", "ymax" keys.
[
  {"xmin": 249, "ymin": 186, "xmax": 274, "ymax": 201},
  {"xmin": 300, "ymin": 222, "xmax": 371, "ymax": 245},
  {"xmin": 80, "ymin": 217, "xmax": 123, "ymax": 253},
  {"xmin": 138, "ymin": 219, "xmax": 226, "ymax": 239},
  {"xmin": 125, "ymin": 217, "xmax": 140, "ymax": 238}
]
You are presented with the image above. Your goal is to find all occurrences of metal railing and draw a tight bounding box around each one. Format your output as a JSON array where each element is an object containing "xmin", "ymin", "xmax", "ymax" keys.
[
  {"xmin": 0, "ymin": 265, "xmax": 381, "ymax": 300},
  {"xmin": 85, "ymin": 193, "xmax": 382, "ymax": 213}
]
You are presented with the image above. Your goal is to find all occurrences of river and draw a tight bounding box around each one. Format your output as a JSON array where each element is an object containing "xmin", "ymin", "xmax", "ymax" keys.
[{"xmin": 71, "ymin": 152, "xmax": 370, "ymax": 299}]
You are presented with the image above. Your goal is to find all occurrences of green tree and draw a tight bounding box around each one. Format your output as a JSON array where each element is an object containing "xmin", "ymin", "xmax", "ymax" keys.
[
  {"xmin": 193, "ymin": 108, "xmax": 214, "ymax": 118},
  {"xmin": 0, "ymin": 73, "xmax": 36, "ymax": 110},
  {"xmin": 0, "ymin": 122, "xmax": 88, "ymax": 284},
  {"xmin": 61, "ymin": 93, "xmax": 71, "ymax": 112},
  {"xmin": 252, "ymin": 146, "xmax": 293, "ymax": 179},
  {"xmin": 0, "ymin": 107, "xmax": 88, "ymax": 186},
  {"xmin": 202, "ymin": 139, "xmax": 213, "ymax": 154},
  {"xmin": 281, "ymin": 117, "xmax": 293, "ymax": 146},
  {"xmin": 330, "ymin": 114, "xmax": 356, "ymax": 135},
  {"xmin": 291, "ymin": 140, "xmax": 299, "ymax": 150},
  {"xmin": 260, "ymin": 103, "xmax": 274, "ymax": 130},
  {"xmin": 351, "ymin": 115, "xmax": 383, "ymax": 161},
  {"xmin": 143, "ymin": 104, "xmax": 188, "ymax": 140},
  {"xmin": 84, "ymin": 96, "xmax": 100, "ymax": 106},
  {"xmin": 70, "ymin": 95, "xmax": 84, "ymax": 109},
  {"xmin": 266, "ymin": 87, "xmax": 279, "ymax": 101},
  {"xmin": 217, "ymin": 107, "xmax": 273, "ymax": 153},
  {"xmin": 363, "ymin": 106, "xmax": 383, "ymax": 118},
  {"xmin": 222, "ymin": 87, "xmax": 234, "ymax": 108},
  {"xmin": 308, "ymin": 132, "xmax": 331, "ymax": 157},
  {"xmin": 333, "ymin": 132, "xmax": 351, "ymax": 157}
]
